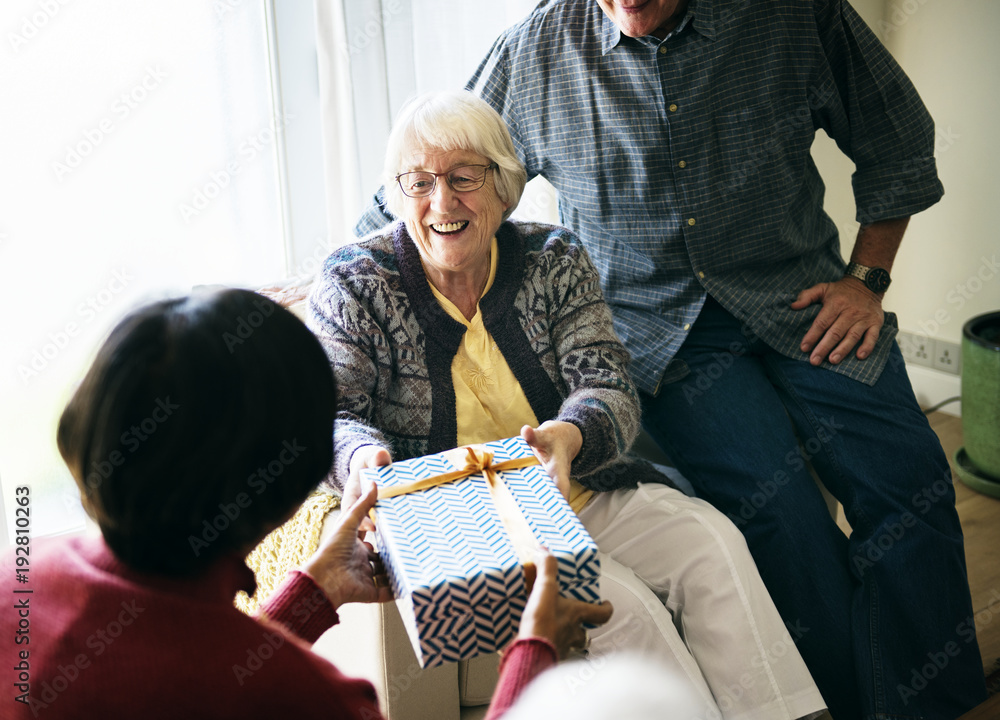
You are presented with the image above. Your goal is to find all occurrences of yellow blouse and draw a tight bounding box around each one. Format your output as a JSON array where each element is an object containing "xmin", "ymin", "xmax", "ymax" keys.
[{"xmin": 427, "ymin": 238, "xmax": 594, "ymax": 514}]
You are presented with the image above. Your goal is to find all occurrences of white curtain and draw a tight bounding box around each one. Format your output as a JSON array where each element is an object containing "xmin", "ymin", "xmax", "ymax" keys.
[{"xmin": 314, "ymin": 0, "xmax": 557, "ymax": 247}]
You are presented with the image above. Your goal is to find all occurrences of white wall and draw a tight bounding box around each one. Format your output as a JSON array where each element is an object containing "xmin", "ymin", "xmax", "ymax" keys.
[{"xmin": 812, "ymin": 0, "xmax": 1000, "ymax": 413}]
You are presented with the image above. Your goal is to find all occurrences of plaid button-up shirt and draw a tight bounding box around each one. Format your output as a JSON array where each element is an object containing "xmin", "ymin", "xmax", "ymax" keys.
[{"xmin": 358, "ymin": 0, "xmax": 942, "ymax": 395}]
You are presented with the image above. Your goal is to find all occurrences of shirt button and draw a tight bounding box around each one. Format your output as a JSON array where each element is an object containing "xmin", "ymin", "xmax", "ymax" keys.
[
  {"xmin": 683, "ymin": 323, "xmax": 692, "ymax": 331},
  {"xmin": 687, "ymin": 218, "xmax": 696, "ymax": 226},
  {"xmin": 669, "ymin": 103, "xmax": 678, "ymax": 112},
  {"xmin": 698, "ymin": 271, "xmax": 705, "ymax": 279},
  {"xmin": 678, "ymin": 160, "xmax": 687, "ymax": 168},
  {"xmin": 659, "ymin": 46, "xmax": 667, "ymax": 55}
]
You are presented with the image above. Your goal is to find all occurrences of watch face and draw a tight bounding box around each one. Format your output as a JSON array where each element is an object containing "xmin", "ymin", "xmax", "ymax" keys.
[{"xmin": 866, "ymin": 268, "xmax": 891, "ymax": 293}]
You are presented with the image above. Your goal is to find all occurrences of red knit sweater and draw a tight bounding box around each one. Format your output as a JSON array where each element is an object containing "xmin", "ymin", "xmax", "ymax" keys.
[{"xmin": 3, "ymin": 536, "xmax": 555, "ymax": 719}]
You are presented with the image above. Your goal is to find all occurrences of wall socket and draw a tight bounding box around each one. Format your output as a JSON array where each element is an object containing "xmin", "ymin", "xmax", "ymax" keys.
[{"xmin": 897, "ymin": 331, "xmax": 961, "ymax": 375}]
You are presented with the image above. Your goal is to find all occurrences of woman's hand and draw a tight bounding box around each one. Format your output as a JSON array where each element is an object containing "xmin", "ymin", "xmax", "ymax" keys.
[
  {"xmin": 521, "ymin": 420, "xmax": 582, "ymax": 502},
  {"xmin": 302, "ymin": 483, "xmax": 394, "ymax": 610},
  {"xmin": 344, "ymin": 445, "xmax": 392, "ymax": 533},
  {"xmin": 519, "ymin": 551, "xmax": 613, "ymax": 659}
]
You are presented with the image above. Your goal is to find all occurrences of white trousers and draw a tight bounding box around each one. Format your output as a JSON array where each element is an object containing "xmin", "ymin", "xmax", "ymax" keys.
[{"xmin": 577, "ymin": 483, "xmax": 827, "ymax": 720}]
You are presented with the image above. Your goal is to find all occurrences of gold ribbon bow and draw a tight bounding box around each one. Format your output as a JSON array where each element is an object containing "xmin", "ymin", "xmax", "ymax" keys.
[{"xmin": 376, "ymin": 445, "xmax": 542, "ymax": 564}]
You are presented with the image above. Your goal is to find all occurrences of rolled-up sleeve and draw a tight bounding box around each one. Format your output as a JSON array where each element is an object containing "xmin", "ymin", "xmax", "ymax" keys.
[{"xmin": 812, "ymin": 0, "xmax": 943, "ymax": 224}]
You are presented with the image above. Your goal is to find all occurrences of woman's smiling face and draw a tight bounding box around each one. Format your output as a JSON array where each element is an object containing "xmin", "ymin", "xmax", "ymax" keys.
[{"xmin": 400, "ymin": 147, "xmax": 508, "ymax": 281}]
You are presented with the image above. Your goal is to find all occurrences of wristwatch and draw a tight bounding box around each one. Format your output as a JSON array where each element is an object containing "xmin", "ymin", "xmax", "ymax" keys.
[{"xmin": 845, "ymin": 262, "xmax": 892, "ymax": 294}]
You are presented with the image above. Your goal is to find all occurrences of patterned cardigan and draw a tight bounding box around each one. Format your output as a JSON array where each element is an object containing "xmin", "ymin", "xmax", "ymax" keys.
[{"xmin": 308, "ymin": 220, "xmax": 666, "ymax": 493}]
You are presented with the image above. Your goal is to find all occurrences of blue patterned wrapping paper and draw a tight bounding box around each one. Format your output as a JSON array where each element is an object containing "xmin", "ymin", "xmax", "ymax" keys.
[{"xmin": 363, "ymin": 436, "xmax": 601, "ymax": 668}]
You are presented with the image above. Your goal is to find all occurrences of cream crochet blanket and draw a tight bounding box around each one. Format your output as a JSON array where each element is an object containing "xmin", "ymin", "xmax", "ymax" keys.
[{"xmin": 234, "ymin": 490, "xmax": 341, "ymax": 615}]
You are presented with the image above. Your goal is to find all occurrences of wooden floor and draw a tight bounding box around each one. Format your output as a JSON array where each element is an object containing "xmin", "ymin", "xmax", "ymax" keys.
[
  {"xmin": 930, "ymin": 411, "xmax": 1000, "ymax": 720},
  {"xmin": 925, "ymin": 411, "xmax": 1000, "ymax": 679}
]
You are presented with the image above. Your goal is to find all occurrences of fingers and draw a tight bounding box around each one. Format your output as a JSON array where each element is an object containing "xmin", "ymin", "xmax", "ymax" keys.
[
  {"xmin": 528, "ymin": 552, "xmax": 559, "ymax": 606},
  {"xmin": 806, "ymin": 309, "xmax": 883, "ymax": 365},
  {"xmin": 522, "ymin": 560, "xmax": 538, "ymax": 594},
  {"xmin": 795, "ymin": 280, "xmax": 884, "ymax": 365},
  {"xmin": 347, "ymin": 446, "xmax": 391, "ymax": 533},
  {"xmin": 798, "ymin": 305, "xmax": 833, "ymax": 357},
  {"xmin": 342, "ymin": 476, "xmax": 363, "ymax": 513},
  {"xmin": 340, "ymin": 482, "xmax": 378, "ymax": 536},
  {"xmin": 790, "ymin": 283, "xmax": 825, "ymax": 310},
  {"xmin": 368, "ymin": 447, "xmax": 393, "ymax": 468},
  {"xmin": 353, "ymin": 482, "xmax": 379, "ymax": 516},
  {"xmin": 575, "ymin": 599, "xmax": 614, "ymax": 628},
  {"xmin": 855, "ymin": 324, "xmax": 880, "ymax": 361},
  {"xmin": 810, "ymin": 319, "xmax": 865, "ymax": 366}
]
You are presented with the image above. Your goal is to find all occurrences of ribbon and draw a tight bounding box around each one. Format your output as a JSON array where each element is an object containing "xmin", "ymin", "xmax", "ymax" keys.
[{"xmin": 376, "ymin": 445, "xmax": 542, "ymax": 564}]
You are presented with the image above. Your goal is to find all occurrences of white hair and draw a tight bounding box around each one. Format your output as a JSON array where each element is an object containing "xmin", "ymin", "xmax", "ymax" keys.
[{"xmin": 382, "ymin": 90, "xmax": 527, "ymax": 221}]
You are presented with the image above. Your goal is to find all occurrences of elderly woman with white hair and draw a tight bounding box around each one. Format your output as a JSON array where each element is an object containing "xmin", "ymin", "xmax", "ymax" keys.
[{"xmin": 309, "ymin": 90, "xmax": 827, "ymax": 720}]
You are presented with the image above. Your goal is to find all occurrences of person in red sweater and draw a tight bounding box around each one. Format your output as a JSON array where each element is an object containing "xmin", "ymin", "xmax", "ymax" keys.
[{"xmin": 3, "ymin": 289, "xmax": 610, "ymax": 719}]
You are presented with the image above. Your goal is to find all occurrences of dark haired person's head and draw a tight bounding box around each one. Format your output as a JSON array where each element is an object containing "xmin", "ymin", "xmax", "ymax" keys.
[{"xmin": 57, "ymin": 289, "xmax": 335, "ymax": 576}]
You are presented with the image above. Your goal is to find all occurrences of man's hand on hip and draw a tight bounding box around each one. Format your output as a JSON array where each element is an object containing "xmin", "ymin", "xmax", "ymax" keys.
[{"xmin": 791, "ymin": 278, "xmax": 884, "ymax": 366}]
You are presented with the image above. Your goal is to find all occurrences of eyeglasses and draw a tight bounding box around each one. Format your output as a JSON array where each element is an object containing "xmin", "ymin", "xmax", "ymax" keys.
[{"xmin": 395, "ymin": 163, "xmax": 498, "ymax": 198}]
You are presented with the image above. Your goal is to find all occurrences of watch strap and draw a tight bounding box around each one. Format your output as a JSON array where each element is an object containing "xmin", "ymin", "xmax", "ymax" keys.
[
  {"xmin": 844, "ymin": 262, "xmax": 891, "ymax": 293},
  {"xmin": 844, "ymin": 262, "xmax": 870, "ymax": 283}
]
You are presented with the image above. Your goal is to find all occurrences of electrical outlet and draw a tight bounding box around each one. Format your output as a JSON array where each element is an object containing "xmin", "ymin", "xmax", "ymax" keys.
[
  {"xmin": 932, "ymin": 339, "xmax": 961, "ymax": 375},
  {"xmin": 898, "ymin": 331, "xmax": 934, "ymax": 368}
]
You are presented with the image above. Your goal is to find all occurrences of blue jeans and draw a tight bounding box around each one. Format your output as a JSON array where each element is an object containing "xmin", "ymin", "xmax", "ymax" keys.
[{"xmin": 640, "ymin": 297, "xmax": 986, "ymax": 720}]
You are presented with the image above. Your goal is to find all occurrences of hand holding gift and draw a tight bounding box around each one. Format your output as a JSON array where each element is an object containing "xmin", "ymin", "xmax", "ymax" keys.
[
  {"xmin": 520, "ymin": 550, "xmax": 613, "ymax": 659},
  {"xmin": 344, "ymin": 445, "xmax": 393, "ymax": 534},
  {"xmin": 303, "ymin": 483, "xmax": 394, "ymax": 610},
  {"xmin": 520, "ymin": 421, "xmax": 582, "ymax": 503}
]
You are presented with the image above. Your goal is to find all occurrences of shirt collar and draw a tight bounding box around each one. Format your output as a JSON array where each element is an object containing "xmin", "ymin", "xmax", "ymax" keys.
[{"xmin": 599, "ymin": 0, "xmax": 715, "ymax": 55}]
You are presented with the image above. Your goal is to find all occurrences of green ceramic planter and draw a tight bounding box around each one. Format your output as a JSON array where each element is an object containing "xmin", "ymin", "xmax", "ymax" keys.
[{"xmin": 957, "ymin": 312, "xmax": 1000, "ymax": 491}]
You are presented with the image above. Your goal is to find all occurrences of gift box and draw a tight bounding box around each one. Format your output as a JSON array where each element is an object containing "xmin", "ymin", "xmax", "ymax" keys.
[{"xmin": 363, "ymin": 436, "xmax": 600, "ymax": 668}]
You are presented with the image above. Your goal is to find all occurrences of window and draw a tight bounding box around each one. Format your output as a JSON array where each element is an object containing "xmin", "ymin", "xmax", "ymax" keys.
[
  {"xmin": 322, "ymin": 0, "xmax": 558, "ymax": 242},
  {"xmin": 0, "ymin": 0, "xmax": 325, "ymax": 542}
]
